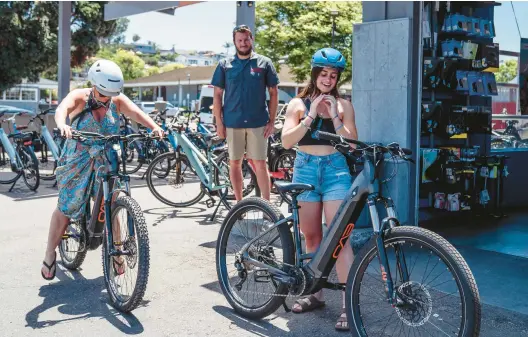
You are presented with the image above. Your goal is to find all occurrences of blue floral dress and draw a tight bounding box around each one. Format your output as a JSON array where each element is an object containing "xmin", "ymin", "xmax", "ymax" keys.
[{"xmin": 55, "ymin": 101, "xmax": 120, "ymax": 221}]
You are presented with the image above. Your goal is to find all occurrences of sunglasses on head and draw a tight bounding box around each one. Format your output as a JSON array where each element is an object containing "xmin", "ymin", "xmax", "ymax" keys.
[{"xmin": 233, "ymin": 24, "xmax": 251, "ymax": 33}]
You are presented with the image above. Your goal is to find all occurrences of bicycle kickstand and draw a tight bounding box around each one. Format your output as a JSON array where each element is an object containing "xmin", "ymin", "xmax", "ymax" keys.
[
  {"xmin": 209, "ymin": 190, "xmax": 231, "ymax": 222},
  {"xmin": 8, "ymin": 175, "xmax": 21, "ymax": 192}
]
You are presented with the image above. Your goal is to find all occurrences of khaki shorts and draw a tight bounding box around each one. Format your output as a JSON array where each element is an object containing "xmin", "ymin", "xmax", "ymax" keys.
[{"xmin": 226, "ymin": 126, "xmax": 268, "ymax": 161}]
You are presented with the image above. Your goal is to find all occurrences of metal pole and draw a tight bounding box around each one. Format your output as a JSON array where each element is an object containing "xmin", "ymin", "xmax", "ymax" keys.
[
  {"xmin": 58, "ymin": 1, "xmax": 71, "ymax": 103},
  {"xmin": 332, "ymin": 16, "xmax": 335, "ymax": 48}
]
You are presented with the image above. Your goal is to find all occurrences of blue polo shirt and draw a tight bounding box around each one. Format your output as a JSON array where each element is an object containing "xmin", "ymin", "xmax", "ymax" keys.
[{"xmin": 211, "ymin": 52, "xmax": 280, "ymax": 128}]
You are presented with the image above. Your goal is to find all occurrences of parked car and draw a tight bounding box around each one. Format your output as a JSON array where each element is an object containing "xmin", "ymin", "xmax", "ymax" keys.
[{"xmin": 136, "ymin": 101, "xmax": 180, "ymax": 117}]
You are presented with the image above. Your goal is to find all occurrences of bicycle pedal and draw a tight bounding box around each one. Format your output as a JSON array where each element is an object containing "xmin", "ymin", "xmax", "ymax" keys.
[{"xmin": 206, "ymin": 199, "xmax": 216, "ymax": 208}]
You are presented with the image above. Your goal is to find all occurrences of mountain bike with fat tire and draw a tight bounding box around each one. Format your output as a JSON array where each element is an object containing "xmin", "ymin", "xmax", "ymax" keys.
[{"xmin": 215, "ymin": 130, "xmax": 481, "ymax": 336}]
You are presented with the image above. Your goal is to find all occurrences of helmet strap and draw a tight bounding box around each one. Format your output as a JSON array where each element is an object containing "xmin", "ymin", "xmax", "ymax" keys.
[{"xmin": 89, "ymin": 89, "xmax": 111, "ymax": 111}]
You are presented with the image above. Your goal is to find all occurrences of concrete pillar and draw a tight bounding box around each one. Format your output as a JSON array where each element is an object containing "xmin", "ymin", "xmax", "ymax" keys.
[
  {"xmin": 138, "ymin": 87, "xmax": 142, "ymax": 101},
  {"xmin": 179, "ymin": 81, "xmax": 183, "ymax": 107},
  {"xmin": 352, "ymin": 1, "xmax": 422, "ymax": 226},
  {"xmin": 236, "ymin": 1, "xmax": 255, "ymax": 33},
  {"xmin": 58, "ymin": 1, "xmax": 71, "ymax": 102}
]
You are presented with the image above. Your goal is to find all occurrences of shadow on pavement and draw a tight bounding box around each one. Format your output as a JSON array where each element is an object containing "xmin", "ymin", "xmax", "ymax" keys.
[
  {"xmin": 212, "ymin": 305, "xmax": 289, "ymax": 337},
  {"xmin": 143, "ymin": 204, "xmax": 226, "ymax": 226},
  {"xmin": 25, "ymin": 264, "xmax": 147, "ymax": 334}
]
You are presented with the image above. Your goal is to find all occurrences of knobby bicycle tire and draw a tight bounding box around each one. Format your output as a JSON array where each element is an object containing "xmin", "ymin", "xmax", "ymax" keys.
[
  {"xmin": 102, "ymin": 196, "xmax": 150, "ymax": 313},
  {"xmin": 346, "ymin": 226, "xmax": 481, "ymax": 337},
  {"xmin": 59, "ymin": 220, "xmax": 88, "ymax": 270}
]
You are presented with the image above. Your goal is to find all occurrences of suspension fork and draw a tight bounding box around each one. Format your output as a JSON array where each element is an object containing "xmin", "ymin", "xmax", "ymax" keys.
[{"xmin": 371, "ymin": 197, "xmax": 411, "ymax": 304}]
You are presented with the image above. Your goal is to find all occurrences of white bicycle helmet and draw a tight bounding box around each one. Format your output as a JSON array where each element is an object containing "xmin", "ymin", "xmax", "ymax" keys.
[{"xmin": 88, "ymin": 59, "xmax": 124, "ymax": 97}]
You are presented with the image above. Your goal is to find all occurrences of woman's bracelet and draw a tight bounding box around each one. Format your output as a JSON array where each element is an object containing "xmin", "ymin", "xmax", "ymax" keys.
[{"xmin": 335, "ymin": 123, "xmax": 344, "ymax": 132}]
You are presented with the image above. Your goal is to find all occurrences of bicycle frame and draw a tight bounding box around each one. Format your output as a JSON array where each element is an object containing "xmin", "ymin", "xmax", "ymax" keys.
[
  {"xmin": 172, "ymin": 129, "xmax": 228, "ymax": 192},
  {"xmin": 239, "ymin": 152, "xmax": 410, "ymax": 304},
  {"xmin": 0, "ymin": 128, "xmax": 20, "ymax": 169},
  {"xmin": 40, "ymin": 125, "xmax": 61, "ymax": 161}
]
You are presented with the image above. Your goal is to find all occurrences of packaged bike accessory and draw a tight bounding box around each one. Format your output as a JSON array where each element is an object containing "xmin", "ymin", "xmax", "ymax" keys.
[
  {"xmin": 462, "ymin": 41, "xmax": 479, "ymax": 60},
  {"xmin": 446, "ymin": 193, "xmax": 461, "ymax": 212},
  {"xmin": 468, "ymin": 71, "xmax": 485, "ymax": 96},
  {"xmin": 423, "ymin": 58, "xmax": 442, "ymax": 89},
  {"xmin": 479, "ymin": 43, "xmax": 500, "ymax": 71},
  {"xmin": 441, "ymin": 40, "xmax": 463, "ymax": 58},
  {"xmin": 471, "ymin": 17, "xmax": 481, "ymax": 36},
  {"xmin": 482, "ymin": 72, "xmax": 498, "ymax": 96},
  {"xmin": 479, "ymin": 18, "xmax": 495, "ymax": 38},
  {"xmin": 456, "ymin": 70, "xmax": 469, "ymax": 92},
  {"xmin": 450, "ymin": 14, "xmax": 469, "ymax": 33},
  {"xmin": 434, "ymin": 192, "xmax": 446, "ymax": 209}
]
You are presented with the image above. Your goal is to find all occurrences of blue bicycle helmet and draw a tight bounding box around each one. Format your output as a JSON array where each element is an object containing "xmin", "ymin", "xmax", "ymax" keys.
[{"xmin": 311, "ymin": 48, "xmax": 346, "ymax": 71}]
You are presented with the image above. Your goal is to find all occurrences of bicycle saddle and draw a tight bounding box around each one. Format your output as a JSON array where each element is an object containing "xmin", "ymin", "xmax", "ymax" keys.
[{"xmin": 274, "ymin": 181, "xmax": 314, "ymax": 195}]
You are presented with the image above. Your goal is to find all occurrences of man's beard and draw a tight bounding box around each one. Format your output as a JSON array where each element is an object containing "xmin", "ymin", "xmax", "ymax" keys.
[{"xmin": 236, "ymin": 45, "xmax": 253, "ymax": 56}]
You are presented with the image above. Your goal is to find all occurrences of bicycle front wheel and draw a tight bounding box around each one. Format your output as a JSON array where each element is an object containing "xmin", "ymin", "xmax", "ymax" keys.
[
  {"xmin": 346, "ymin": 226, "xmax": 481, "ymax": 337},
  {"xmin": 19, "ymin": 146, "xmax": 40, "ymax": 191},
  {"xmin": 146, "ymin": 151, "xmax": 205, "ymax": 207},
  {"xmin": 102, "ymin": 195, "xmax": 150, "ymax": 313}
]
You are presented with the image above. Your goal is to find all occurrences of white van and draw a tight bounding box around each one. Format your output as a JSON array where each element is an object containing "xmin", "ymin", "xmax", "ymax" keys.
[
  {"xmin": 198, "ymin": 84, "xmax": 293, "ymax": 124},
  {"xmin": 198, "ymin": 85, "xmax": 215, "ymax": 124}
]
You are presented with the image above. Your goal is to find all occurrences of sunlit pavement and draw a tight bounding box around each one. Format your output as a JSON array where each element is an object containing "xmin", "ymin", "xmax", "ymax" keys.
[{"xmin": 1, "ymin": 170, "xmax": 527, "ymax": 337}]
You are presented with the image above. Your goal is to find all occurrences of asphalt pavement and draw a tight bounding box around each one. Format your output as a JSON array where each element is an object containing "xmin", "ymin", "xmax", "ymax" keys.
[{"xmin": 1, "ymin": 171, "xmax": 527, "ymax": 337}]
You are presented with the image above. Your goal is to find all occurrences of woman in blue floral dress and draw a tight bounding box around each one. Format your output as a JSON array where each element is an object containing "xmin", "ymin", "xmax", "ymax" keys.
[{"xmin": 41, "ymin": 60, "xmax": 163, "ymax": 280}]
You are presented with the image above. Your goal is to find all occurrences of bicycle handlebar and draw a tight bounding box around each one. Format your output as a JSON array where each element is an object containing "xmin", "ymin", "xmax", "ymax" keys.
[
  {"xmin": 53, "ymin": 128, "xmax": 161, "ymax": 143},
  {"xmin": 313, "ymin": 130, "xmax": 413, "ymax": 159}
]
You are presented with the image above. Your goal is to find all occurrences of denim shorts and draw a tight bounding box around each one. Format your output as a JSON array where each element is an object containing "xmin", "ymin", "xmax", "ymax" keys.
[{"xmin": 292, "ymin": 151, "xmax": 353, "ymax": 202}]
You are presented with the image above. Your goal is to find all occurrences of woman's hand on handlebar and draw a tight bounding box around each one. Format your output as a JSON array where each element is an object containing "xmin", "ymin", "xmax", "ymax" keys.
[
  {"xmin": 151, "ymin": 126, "xmax": 165, "ymax": 140},
  {"xmin": 57, "ymin": 123, "xmax": 73, "ymax": 139}
]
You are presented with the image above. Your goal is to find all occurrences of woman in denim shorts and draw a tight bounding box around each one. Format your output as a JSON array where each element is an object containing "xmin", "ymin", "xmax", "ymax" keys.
[{"xmin": 281, "ymin": 48, "xmax": 358, "ymax": 331}]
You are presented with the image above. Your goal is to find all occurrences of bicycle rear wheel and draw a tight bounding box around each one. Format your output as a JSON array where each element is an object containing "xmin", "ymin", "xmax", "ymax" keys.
[
  {"xmin": 146, "ymin": 151, "xmax": 205, "ymax": 207},
  {"xmin": 346, "ymin": 226, "xmax": 481, "ymax": 337},
  {"xmin": 216, "ymin": 197, "xmax": 294, "ymax": 320},
  {"xmin": 19, "ymin": 146, "xmax": 40, "ymax": 191},
  {"xmin": 102, "ymin": 195, "xmax": 150, "ymax": 313}
]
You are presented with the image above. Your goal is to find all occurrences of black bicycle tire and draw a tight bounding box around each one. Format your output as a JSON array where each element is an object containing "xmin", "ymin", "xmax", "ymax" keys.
[
  {"xmin": 215, "ymin": 151, "xmax": 260, "ymax": 200},
  {"xmin": 216, "ymin": 197, "xmax": 294, "ymax": 320},
  {"xmin": 39, "ymin": 160, "xmax": 57, "ymax": 181},
  {"xmin": 19, "ymin": 146, "xmax": 40, "ymax": 191},
  {"xmin": 125, "ymin": 141, "xmax": 143, "ymax": 174},
  {"xmin": 146, "ymin": 151, "xmax": 205, "ymax": 207},
  {"xmin": 102, "ymin": 195, "xmax": 150, "ymax": 313},
  {"xmin": 0, "ymin": 146, "xmax": 22, "ymax": 184},
  {"xmin": 346, "ymin": 226, "xmax": 481, "ymax": 337},
  {"xmin": 58, "ymin": 220, "xmax": 88, "ymax": 270}
]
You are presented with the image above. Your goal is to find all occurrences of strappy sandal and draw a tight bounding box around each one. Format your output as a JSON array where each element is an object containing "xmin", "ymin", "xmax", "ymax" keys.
[
  {"xmin": 41, "ymin": 252, "xmax": 57, "ymax": 281},
  {"xmin": 291, "ymin": 295, "xmax": 326, "ymax": 313},
  {"xmin": 112, "ymin": 257, "xmax": 126, "ymax": 276},
  {"xmin": 335, "ymin": 308, "xmax": 350, "ymax": 331}
]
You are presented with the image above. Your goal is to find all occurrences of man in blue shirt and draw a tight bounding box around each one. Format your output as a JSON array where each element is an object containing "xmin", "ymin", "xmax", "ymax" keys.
[{"xmin": 211, "ymin": 24, "xmax": 280, "ymax": 201}]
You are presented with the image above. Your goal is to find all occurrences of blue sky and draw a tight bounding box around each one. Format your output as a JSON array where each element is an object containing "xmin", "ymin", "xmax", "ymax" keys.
[{"xmin": 124, "ymin": 1, "xmax": 528, "ymax": 54}]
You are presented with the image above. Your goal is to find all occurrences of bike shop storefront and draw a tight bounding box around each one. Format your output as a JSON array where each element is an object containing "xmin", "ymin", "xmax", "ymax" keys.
[{"xmin": 353, "ymin": 1, "xmax": 528, "ymax": 260}]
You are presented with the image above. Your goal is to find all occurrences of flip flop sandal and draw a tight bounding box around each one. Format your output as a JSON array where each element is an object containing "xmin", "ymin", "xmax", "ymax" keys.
[
  {"xmin": 112, "ymin": 257, "xmax": 126, "ymax": 276},
  {"xmin": 291, "ymin": 295, "xmax": 326, "ymax": 314},
  {"xmin": 335, "ymin": 309, "xmax": 350, "ymax": 331},
  {"xmin": 41, "ymin": 252, "xmax": 57, "ymax": 281}
]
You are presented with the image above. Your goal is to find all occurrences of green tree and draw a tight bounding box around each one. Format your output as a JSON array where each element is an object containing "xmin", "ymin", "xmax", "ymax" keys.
[
  {"xmin": 132, "ymin": 34, "xmax": 141, "ymax": 43},
  {"xmin": 0, "ymin": 1, "xmax": 126, "ymax": 92},
  {"xmin": 495, "ymin": 59, "xmax": 518, "ymax": 83},
  {"xmin": 92, "ymin": 48, "xmax": 145, "ymax": 80},
  {"xmin": 255, "ymin": 1, "xmax": 362, "ymax": 85},
  {"xmin": 160, "ymin": 63, "xmax": 185, "ymax": 73},
  {"xmin": 146, "ymin": 66, "xmax": 160, "ymax": 76}
]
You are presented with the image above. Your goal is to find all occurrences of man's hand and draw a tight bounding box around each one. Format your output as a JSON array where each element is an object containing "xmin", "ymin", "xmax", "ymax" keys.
[
  {"xmin": 216, "ymin": 120, "xmax": 226, "ymax": 139},
  {"xmin": 264, "ymin": 120, "xmax": 275, "ymax": 138}
]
